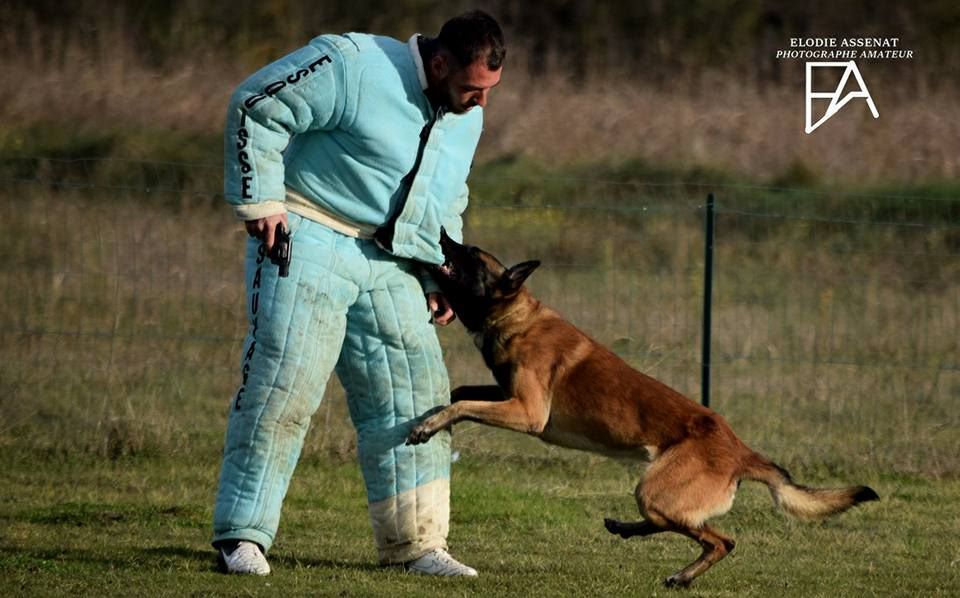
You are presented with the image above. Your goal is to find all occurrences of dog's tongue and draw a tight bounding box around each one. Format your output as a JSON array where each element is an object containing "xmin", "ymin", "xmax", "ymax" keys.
[{"xmin": 438, "ymin": 263, "xmax": 454, "ymax": 276}]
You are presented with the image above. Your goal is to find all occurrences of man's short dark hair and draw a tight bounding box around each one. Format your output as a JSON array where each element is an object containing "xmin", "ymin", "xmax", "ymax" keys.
[{"xmin": 438, "ymin": 10, "xmax": 505, "ymax": 70}]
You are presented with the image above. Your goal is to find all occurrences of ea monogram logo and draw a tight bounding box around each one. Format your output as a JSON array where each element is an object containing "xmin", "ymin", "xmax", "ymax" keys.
[{"xmin": 805, "ymin": 61, "xmax": 879, "ymax": 134}]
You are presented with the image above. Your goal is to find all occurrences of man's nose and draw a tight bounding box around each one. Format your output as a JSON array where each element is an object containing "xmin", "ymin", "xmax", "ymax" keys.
[{"xmin": 474, "ymin": 89, "xmax": 488, "ymax": 108}]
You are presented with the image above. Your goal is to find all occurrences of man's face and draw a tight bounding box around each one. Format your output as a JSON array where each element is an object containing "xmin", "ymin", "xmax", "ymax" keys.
[{"xmin": 430, "ymin": 54, "xmax": 502, "ymax": 114}]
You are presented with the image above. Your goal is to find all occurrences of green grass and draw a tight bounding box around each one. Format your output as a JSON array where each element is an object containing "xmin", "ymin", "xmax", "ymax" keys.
[{"xmin": 1, "ymin": 442, "xmax": 957, "ymax": 597}]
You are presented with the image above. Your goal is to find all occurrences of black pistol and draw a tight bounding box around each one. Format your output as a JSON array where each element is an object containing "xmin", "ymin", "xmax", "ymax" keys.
[{"xmin": 269, "ymin": 223, "xmax": 292, "ymax": 278}]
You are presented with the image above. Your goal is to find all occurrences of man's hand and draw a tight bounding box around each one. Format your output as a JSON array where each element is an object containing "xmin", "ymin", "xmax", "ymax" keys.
[
  {"xmin": 245, "ymin": 213, "xmax": 289, "ymax": 253},
  {"xmin": 427, "ymin": 292, "xmax": 456, "ymax": 326}
]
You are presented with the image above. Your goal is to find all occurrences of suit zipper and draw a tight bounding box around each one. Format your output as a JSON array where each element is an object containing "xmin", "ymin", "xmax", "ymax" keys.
[{"xmin": 375, "ymin": 105, "xmax": 445, "ymax": 252}]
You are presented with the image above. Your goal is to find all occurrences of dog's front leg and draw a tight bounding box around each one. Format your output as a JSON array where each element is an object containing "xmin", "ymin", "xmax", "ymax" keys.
[{"xmin": 406, "ymin": 371, "xmax": 547, "ymax": 445}]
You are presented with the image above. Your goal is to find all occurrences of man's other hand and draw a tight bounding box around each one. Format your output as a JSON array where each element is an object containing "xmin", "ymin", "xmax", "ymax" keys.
[
  {"xmin": 427, "ymin": 292, "xmax": 456, "ymax": 326},
  {"xmin": 245, "ymin": 213, "xmax": 289, "ymax": 253}
]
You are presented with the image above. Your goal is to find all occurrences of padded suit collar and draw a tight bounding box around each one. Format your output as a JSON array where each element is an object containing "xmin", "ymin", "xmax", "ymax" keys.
[{"xmin": 408, "ymin": 34, "xmax": 429, "ymax": 91}]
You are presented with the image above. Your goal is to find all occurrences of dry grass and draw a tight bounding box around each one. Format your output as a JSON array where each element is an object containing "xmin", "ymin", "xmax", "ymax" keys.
[
  {"xmin": 2, "ymin": 32, "xmax": 959, "ymax": 183},
  {"xmin": 483, "ymin": 72, "xmax": 960, "ymax": 183},
  {"xmin": 1, "ymin": 184, "xmax": 957, "ymax": 477}
]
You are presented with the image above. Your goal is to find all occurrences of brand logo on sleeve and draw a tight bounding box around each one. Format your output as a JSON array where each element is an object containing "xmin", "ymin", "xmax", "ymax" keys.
[{"xmin": 243, "ymin": 55, "xmax": 332, "ymax": 109}]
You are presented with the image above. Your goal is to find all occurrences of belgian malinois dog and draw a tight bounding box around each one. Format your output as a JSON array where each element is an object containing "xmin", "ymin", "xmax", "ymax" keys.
[{"xmin": 407, "ymin": 229, "xmax": 879, "ymax": 587}]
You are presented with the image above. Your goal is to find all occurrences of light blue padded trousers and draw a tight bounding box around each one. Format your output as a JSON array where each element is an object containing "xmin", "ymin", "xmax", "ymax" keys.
[{"xmin": 213, "ymin": 212, "xmax": 452, "ymax": 564}]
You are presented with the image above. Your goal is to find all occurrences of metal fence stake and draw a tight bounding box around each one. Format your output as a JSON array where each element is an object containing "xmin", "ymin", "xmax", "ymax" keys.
[{"xmin": 701, "ymin": 193, "xmax": 715, "ymax": 408}]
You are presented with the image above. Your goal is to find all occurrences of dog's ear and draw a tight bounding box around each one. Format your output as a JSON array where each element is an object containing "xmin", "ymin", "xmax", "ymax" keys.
[{"xmin": 499, "ymin": 260, "xmax": 540, "ymax": 294}]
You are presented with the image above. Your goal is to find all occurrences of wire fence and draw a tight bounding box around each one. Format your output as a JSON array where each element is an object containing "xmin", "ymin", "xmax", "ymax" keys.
[{"xmin": 0, "ymin": 158, "xmax": 957, "ymax": 474}]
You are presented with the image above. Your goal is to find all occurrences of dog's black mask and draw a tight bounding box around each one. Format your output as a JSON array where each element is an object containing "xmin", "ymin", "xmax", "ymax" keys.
[{"xmin": 429, "ymin": 228, "xmax": 540, "ymax": 332}]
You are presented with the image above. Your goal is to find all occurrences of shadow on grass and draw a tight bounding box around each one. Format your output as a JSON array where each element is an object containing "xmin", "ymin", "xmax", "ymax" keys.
[
  {"xmin": 14, "ymin": 502, "xmax": 208, "ymax": 528},
  {"xmin": 144, "ymin": 546, "xmax": 387, "ymax": 573},
  {"xmin": 270, "ymin": 553, "xmax": 384, "ymax": 572},
  {"xmin": 2, "ymin": 543, "xmax": 386, "ymax": 576}
]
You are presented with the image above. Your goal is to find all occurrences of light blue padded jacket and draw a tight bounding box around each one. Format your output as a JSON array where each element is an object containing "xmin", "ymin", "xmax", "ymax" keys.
[{"xmin": 224, "ymin": 33, "xmax": 483, "ymax": 266}]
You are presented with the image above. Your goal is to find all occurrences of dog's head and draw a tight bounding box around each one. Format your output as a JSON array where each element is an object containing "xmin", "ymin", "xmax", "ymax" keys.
[{"xmin": 430, "ymin": 228, "xmax": 540, "ymax": 332}]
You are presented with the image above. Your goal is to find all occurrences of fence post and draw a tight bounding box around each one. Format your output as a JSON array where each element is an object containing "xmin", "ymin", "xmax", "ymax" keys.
[{"xmin": 701, "ymin": 193, "xmax": 715, "ymax": 407}]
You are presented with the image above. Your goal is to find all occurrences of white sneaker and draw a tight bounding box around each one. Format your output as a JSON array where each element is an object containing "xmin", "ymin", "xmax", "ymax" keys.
[
  {"xmin": 404, "ymin": 548, "xmax": 478, "ymax": 577},
  {"xmin": 218, "ymin": 540, "xmax": 271, "ymax": 575}
]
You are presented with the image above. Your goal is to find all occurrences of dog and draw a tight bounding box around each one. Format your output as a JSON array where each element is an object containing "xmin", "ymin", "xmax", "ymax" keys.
[{"xmin": 406, "ymin": 229, "xmax": 879, "ymax": 587}]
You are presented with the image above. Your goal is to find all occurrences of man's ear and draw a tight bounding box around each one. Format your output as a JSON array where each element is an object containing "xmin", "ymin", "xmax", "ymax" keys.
[
  {"xmin": 500, "ymin": 260, "xmax": 540, "ymax": 294},
  {"xmin": 430, "ymin": 52, "xmax": 450, "ymax": 79}
]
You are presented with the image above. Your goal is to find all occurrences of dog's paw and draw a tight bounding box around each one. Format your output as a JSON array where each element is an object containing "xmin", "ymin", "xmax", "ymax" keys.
[
  {"xmin": 406, "ymin": 424, "xmax": 434, "ymax": 445},
  {"xmin": 603, "ymin": 518, "xmax": 620, "ymax": 535},
  {"xmin": 663, "ymin": 574, "xmax": 692, "ymax": 588},
  {"xmin": 603, "ymin": 518, "xmax": 631, "ymax": 539}
]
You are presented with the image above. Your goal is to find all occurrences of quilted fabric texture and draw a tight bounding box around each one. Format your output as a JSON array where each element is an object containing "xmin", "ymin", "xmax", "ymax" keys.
[
  {"xmin": 213, "ymin": 213, "xmax": 452, "ymax": 561},
  {"xmin": 224, "ymin": 32, "xmax": 481, "ymax": 266}
]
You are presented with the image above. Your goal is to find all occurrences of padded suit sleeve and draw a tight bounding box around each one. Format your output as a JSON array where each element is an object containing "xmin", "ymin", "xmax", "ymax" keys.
[
  {"xmin": 415, "ymin": 182, "xmax": 468, "ymax": 295},
  {"xmin": 224, "ymin": 37, "xmax": 349, "ymax": 220}
]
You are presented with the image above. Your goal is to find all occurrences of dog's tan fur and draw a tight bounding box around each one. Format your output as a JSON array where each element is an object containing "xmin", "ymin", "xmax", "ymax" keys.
[{"xmin": 407, "ymin": 233, "xmax": 878, "ymax": 586}]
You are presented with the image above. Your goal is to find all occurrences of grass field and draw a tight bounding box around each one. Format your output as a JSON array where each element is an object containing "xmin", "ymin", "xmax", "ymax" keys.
[
  {"xmin": 1, "ymin": 174, "xmax": 958, "ymax": 595},
  {"xmin": 2, "ymin": 440, "xmax": 958, "ymax": 597}
]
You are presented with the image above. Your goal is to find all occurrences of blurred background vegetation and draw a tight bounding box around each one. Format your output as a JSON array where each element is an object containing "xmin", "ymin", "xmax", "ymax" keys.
[
  {"xmin": 5, "ymin": 0, "xmax": 960, "ymax": 85},
  {"xmin": 1, "ymin": 0, "xmax": 959, "ymax": 185},
  {"xmin": 0, "ymin": 2, "xmax": 957, "ymax": 476}
]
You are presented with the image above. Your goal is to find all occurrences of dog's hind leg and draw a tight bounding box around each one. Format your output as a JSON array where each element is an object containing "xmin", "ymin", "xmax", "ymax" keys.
[
  {"xmin": 662, "ymin": 523, "xmax": 735, "ymax": 587},
  {"xmin": 638, "ymin": 441, "xmax": 740, "ymax": 586},
  {"xmin": 605, "ymin": 480, "xmax": 669, "ymax": 538}
]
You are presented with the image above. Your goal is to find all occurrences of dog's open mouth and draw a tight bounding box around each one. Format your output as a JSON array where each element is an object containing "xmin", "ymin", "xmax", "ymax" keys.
[{"xmin": 437, "ymin": 261, "xmax": 455, "ymax": 278}]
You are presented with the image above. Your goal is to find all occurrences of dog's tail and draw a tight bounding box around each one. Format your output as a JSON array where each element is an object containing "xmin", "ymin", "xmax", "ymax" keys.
[{"xmin": 739, "ymin": 452, "xmax": 879, "ymax": 520}]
